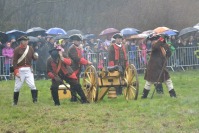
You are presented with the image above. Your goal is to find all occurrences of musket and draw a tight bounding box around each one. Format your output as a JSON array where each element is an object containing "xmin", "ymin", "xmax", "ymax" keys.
[
  {"xmin": 151, "ymin": 58, "xmax": 167, "ymax": 99},
  {"xmin": 151, "ymin": 38, "xmax": 171, "ymax": 99}
]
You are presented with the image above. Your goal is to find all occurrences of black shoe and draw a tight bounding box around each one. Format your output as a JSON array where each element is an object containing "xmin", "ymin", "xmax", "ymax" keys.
[
  {"xmin": 169, "ymin": 89, "xmax": 177, "ymax": 98},
  {"xmin": 141, "ymin": 88, "xmax": 150, "ymax": 99},
  {"xmin": 51, "ymin": 89, "xmax": 60, "ymax": 105},
  {"xmin": 155, "ymin": 83, "xmax": 164, "ymax": 94},
  {"xmin": 31, "ymin": 90, "xmax": 38, "ymax": 103},
  {"xmin": 81, "ymin": 99, "xmax": 89, "ymax": 104},
  {"xmin": 55, "ymin": 103, "xmax": 60, "ymax": 106},
  {"xmin": 13, "ymin": 92, "xmax": 19, "ymax": 106}
]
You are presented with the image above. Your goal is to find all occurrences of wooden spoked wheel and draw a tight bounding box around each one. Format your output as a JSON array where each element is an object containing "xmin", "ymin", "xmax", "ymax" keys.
[
  {"xmin": 82, "ymin": 65, "xmax": 98, "ymax": 102},
  {"xmin": 123, "ymin": 64, "xmax": 139, "ymax": 101}
]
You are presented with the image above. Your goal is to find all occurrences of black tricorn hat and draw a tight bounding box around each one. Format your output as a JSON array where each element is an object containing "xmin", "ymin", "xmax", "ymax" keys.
[
  {"xmin": 17, "ymin": 35, "xmax": 29, "ymax": 41},
  {"xmin": 112, "ymin": 33, "xmax": 123, "ymax": 39},
  {"xmin": 49, "ymin": 48, "xmax": 61, "ymax": 60},
  {"xmin": 69, "ymin": 34, "xmax": 83, "ymax": 41}
]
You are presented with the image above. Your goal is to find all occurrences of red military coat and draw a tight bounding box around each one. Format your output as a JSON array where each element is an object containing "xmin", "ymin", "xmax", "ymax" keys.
[
  {"xmin": 47, "ymin": 57, "xmax": 77, "ymax": 79},
  {"xmin": 68, "ymin": 44, "xmax": 88, "ymax": 73},
  {"xmin": 108, "ymin": 43, "xmax": 128, "ymax": 68}
]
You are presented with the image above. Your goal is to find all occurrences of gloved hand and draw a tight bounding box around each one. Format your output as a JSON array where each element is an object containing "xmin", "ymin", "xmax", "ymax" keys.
[{"xmin": 54, "ymin": 76, "xmax": 62, "ymax": 83}]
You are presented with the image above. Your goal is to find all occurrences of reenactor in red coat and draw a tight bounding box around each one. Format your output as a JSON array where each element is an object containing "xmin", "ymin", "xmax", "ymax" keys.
[
  {"xmin": 141, "ymin": 34, "xmax": 177, "ymax": 98},
  {"xmin": 47, "ymin": 48, "xmax": 88, "ymax": 105},
  {"xmin": 108, "ymin": 33, "xmax": 128, "ymax": 69},
  {"xmin": 108, "ymin": 33, "xmax": 128, "ymax": 95},
  {"xmin": 68, "ymin": 34, "xmax": 92, "ymax": 101}
]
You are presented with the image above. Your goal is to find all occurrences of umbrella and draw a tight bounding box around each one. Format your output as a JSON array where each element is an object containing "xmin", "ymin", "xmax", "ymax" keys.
[
  {"xmin": 67, "ymin": 29, "xmax": 83, "ymax": 36},
  {"xmin": 6, "ymin": 29, "xmax": 26, "ymax": 40},
  {"xmin": 193, "ymin": 25, "xmax": 199, "ymax": 30},
  {"xmin": 83, "ymin": 34, "xmax": 96, "ymax": 40},
  {"xmin": 53, "ymin": 34, "xmax": 69, "ymax": 40},
  {"xmin": 46, "ymin": 27, "xmax": 67, "ymax": 35},
  {"xmin": 126, "ymin": 33, "xmax": 148, "ymax": 40},
  {"xmin": 142, "ymin": 30, "xmax": 153, "ymax": 35},
  {"xmin": 178, "ymin": 27, "xmax": 198, "ymax": 38},
  {"xmin": 26, "ymin": 27, "xmax": 46, "ymax": 37},
  {"xmin": 99, "ymin": 28, "xmax": 119, "ymax": 36},
  {"xmin": 0, "ymin": 31, "xmax": 8, "ymax": 43},
  {"xmin": 153, "ymin": 27, "xmax": 170, "ymax": 34},
  {"xmin": 28, "ymin": 36, "xmax": 40, "ymax": 43},
  {"xmin": 194, "ymin": 23, "xmax": 199, "ymax": 26},
  {"xmin": 163, "ymin": 29, "xmax": 178, "ymax": 36},
  {"xmin": 120, "ymin": 28, "xmax": 139, "ymax": 37}
]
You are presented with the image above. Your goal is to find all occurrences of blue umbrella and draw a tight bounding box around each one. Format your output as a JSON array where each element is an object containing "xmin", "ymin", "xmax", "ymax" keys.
[
  {"xmin": 6, "ymin": 29, "xmax": 26, "ymax": 40},
  {"xmin": 46, "ymin": 27, "xmax": 67, "ymax": 35},
  {"xmin": 163, "ymin": 30, "xmax": 178, "ymax": 36},
  {"xmin": 121, "ymin": 28, "xmax": 139, "ymax": 37}
]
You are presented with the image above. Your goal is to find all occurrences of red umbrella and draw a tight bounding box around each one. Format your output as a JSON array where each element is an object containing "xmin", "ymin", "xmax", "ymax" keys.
[{"xmin": 99, "ymin": 28, "xmax": 119, "ymax": 36}]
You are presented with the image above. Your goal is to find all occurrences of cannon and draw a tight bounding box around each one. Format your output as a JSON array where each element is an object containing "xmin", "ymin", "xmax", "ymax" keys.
[{"xmin": 82, "ymin": 64, "xmax": 139, "ymax": 102}]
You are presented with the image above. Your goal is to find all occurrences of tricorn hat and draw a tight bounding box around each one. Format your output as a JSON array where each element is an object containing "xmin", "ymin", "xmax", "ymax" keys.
[
  {"xmin": 17, "ymin": 35, "xmax": 29, "ymax": 41},
  {"xmin": 112, "ymin": 33, "xmax": 123, "ymax": 39},
  {"xmin": 69, "ymin": 34, "xmax": 83, "ymax": 41},
  {"xmin": 49, "ymin": 48, "xmax": 61, "ymax": 60}
]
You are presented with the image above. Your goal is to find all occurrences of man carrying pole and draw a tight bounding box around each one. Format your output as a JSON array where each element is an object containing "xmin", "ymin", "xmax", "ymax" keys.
[{"xmin": 141, "ymin": 33, "xmax": 177, "ymax": 99}]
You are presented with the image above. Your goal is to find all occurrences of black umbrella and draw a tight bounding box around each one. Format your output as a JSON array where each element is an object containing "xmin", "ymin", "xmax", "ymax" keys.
[
  {"xmin": 26, "ymin": 27, "xmax": 46, "ymax": 37},
  {"xmin": 178, "ymin": 27, "xmax": 198, "ymax": 38},
  {"xmin": 83, "ymin": 34, "xmax": 96, "ymax": 40},
  {"xmin": 0, "ymin": 31, "xmax": 8, "ymax": 43},
  {"xmin": 53, "ymin": 34, "xmax": 69, "ymax": 40},
  {"xmin": 28, "ymin": 36, "xmax": 40, "ymax": 43},
  {"xmin": 6, "ymin": 29, "xmax": 26, "ymax": 40},
  {"xmin": 67, "ymin": 29, "xmax": 83, "ymax": 36}
]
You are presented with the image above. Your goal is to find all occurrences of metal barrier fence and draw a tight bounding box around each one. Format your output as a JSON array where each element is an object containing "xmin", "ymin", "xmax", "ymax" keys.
[
  {"xmin": 84, "ymin": 46, "xmax": 199, "ymax": 72},
  {"xmin": 1, "ymin": 47, "xmax": 199, "ymax": 80},
  {"xmin": 0, "ymin": 56, "xmax": 12, "ymax": 80}
]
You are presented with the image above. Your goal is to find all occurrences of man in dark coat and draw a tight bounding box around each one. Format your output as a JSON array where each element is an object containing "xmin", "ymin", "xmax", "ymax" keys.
[
  {"xmin": 141, "ymin": 34, "xmax": 177, "ymax": 98},
  {"xmin": 47, "ymin": 48, "xmax": 88, "ymax": 105},
  {"xmin": 68, "ymin": 34, "xmax": 92, "ymax": 101},
  {"xmin": 108, "ymin": 33, "xmax": 128, "ymax": 95}
]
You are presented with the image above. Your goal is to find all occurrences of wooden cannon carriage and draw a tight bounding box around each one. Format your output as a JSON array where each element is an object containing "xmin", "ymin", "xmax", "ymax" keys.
[{"xmin": 82, "ymin": 64, "xmax": 139, "ymax": 102}]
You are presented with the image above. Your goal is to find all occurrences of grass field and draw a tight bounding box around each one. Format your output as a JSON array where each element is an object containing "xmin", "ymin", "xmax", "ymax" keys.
[{"xmin": 0, "ymin": 70, "xmax": 199, "ymax": 133}]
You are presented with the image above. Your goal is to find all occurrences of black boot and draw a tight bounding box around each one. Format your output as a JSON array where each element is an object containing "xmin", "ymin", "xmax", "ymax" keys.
[
  {"xmin": 70, "ymin": 89, "xmax": 77, "ymax": 102},
  {"xmin": 74, "ymin": 84, "xmax": 89, "ymax": 104},
  {"xmin": 51, "ymin": 89, "xmax": 60, "ymax": 106},
  {"xmin": 141, "ymin": 88, "xmax": 150, "ymax": 99},
  {"xmin": 31, "ymin": 90, "xmax": 38, "ymax": 103},
  {"xmin": 169, "ymin": 89, "xmax": 177, "ymax": 98},
  {"xmin": 155, "ymin": 83, "xmax": 164, "ymax": 94},
  {"xmin": 13, "ymin": 92, "xmax": 19, "ymax": 106}
]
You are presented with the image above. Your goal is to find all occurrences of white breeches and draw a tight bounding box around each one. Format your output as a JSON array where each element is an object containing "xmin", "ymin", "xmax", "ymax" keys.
[
  {"xmin": 14, "ymin": 67, "xmax": 37, "ymax": 92},
  {"xmin": 144, "ymin": 79, "xmax": 174, "ymax": 91}
]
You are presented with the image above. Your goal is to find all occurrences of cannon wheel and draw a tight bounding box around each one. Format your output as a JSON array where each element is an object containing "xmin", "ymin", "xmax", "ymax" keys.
[
  {"xmin": 123, "ymin": 64, "xmax": 139, "ymax": 101},
  {"xmin": 82, "ymin": 65, "xmax": 98, "ymax": 102}
]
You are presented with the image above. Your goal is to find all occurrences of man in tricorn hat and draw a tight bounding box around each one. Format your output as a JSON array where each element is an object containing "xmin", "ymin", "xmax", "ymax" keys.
[
  {"xmin": 68, "ymin": 34, "xmax": 92, "ymax": 102},
  {"xmin": 47, "ymin": 48, "xmax": 88, "ymax": 105},
  {"xmin": 141, "ymin": 34, "xmax": 177, "ymax": 98},
  {"xmin": 108, "ymin": 33, "xmax": 128, "ymax": 95},
  {"xmin": 12, "ymin": 35, "xmax": 39, "ymax": 105}
]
